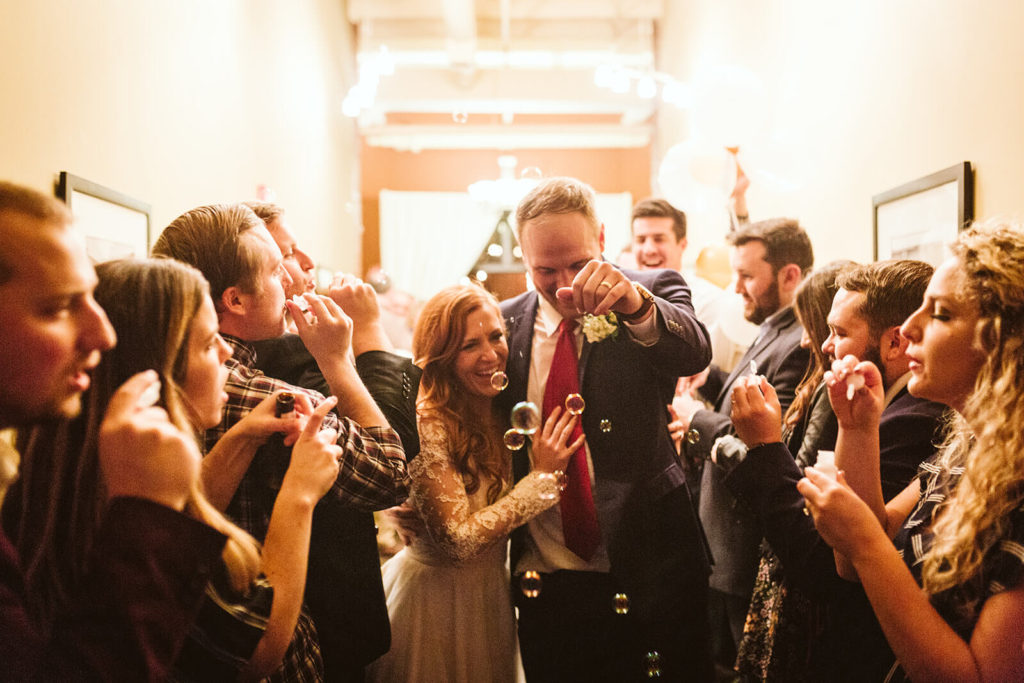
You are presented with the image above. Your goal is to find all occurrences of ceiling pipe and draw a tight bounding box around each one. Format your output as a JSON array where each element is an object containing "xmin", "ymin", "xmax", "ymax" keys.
[{"xmin": 440, "ymin": 0, "xmax": 477, "ymax": 76}]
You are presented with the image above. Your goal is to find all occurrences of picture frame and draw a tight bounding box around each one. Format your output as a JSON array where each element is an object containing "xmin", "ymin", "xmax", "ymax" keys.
[
  {"xmin": 872, "ymin": 162, "xmax": 973, "ymax": 267},
  {"xmin": 56, "ymin": 172, "xmax": 152, "ymax": 263}
]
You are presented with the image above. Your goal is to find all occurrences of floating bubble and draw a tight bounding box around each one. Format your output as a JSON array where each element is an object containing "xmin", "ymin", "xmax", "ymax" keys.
[
  {"xmin": 511, "ymin": 401, "xmax": 541, "ymax": 435},
  {"xmin": 452, "ymin": 110, "xmax": 469, "ymax": 124},
  {"xmin": 503, "ymin": 429, "xmax": 526, "ymax": 451},
  {"xmin": 613, "ymin": 592, "xmax": 630, "ymax": 615},
  {"xmin": 490, "ymin": 371, "xmax": 509, "ymax": 391},
  {"xmin": 600, "ymin": 419, "xmax": 612, "ymax": 433},
  {"xmin": 644, "ymin": 651, "xmax": 662, "ymax": 678},
  {"xmin": 521, "ymin": 570, "xmax": 542, "ymax": 598},
  {"xmin": 565, "ymin": 393, "xmax": 585, "ymax": 415},
  {"xmin": 520, "ymin": 166, "xmax": 543, "ymax": 180},
  {"xmin": 535, "ymin": 472, "xmax": 559, "ymax": 500}
]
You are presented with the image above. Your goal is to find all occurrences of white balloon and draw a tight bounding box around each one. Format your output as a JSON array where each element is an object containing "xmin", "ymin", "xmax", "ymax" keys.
[{"xmin": 657, "ymin": 140, "xmax": 731, "ymax": 214}]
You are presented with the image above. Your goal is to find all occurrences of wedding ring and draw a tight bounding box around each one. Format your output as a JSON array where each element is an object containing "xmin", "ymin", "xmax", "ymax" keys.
[{"xmin": 597, "ymin": 281, "xmax": 613, "ymax": 290}]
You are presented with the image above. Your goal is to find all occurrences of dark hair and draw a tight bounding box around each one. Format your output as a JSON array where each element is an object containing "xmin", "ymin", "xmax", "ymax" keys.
[
  {"xmin": 0, "ymin": 181, "xmax": 73, "ymax": 284},
  {"xmin": 730, "ymin": 218, "xmax": 814, "ymax": 275},
  {"xmin": 631, "ymin": 198, "xmax": 686, "ymax": 240},
  {"xmin": 836, "ymin": 259, "xmax": 934, "ymax": 339},
  {"xmin": 785, "ymin": 260, "xmax": 856, "ymax": 430},
  {"xmin": 152, "ymin": 204, "xmax": 266, "ymax": 308}
]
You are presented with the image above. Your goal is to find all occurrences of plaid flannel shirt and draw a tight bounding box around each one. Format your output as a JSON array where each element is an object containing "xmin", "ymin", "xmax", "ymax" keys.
[{"xmin": 205, "ymin": 334, "xmax": 409, "ymax": 541}]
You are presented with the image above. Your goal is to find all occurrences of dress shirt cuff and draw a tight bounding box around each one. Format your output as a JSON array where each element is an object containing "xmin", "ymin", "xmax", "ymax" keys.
[
  {"xmin": 710, "ymin": 434, "xmax": 749, "ymax": 474},
  {"xmin": 621, "ymin": 305, "xmax": 660, "ymax": 346}
]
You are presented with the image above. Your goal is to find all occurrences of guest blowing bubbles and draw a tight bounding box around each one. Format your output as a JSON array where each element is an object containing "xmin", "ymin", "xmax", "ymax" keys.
[
  {"xmin": 7, "ymin": 258, "xmax": 342, "ymax": 680},
  {"xmin": 798, "ymin": 221, "xmax": 1024, "ymax": 681}
]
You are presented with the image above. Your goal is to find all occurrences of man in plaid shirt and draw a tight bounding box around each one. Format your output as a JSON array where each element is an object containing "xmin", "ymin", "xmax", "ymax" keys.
[{"xmin": 151, "ymin": 203, "xmax": 410, "ymax": 541}]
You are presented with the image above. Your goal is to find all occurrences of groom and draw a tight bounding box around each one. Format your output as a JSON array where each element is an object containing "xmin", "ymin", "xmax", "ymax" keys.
[{"xmin": 501, "ymin": 177, "xmax": 713, "ymax": 681}]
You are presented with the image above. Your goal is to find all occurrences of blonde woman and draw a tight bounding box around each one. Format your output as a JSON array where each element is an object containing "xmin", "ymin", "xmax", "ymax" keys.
[{"xmin": 799, "ymin": 222, "xmax": 1024, "ymax": 681}]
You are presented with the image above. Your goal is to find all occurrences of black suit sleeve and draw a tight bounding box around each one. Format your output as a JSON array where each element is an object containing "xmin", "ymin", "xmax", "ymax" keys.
[
  {"xmin": 724, "ymin": 443, "xmax": 849, "ymax": 598},
  {"xmin": 1, "ymin": 498, "xmax": 225, "ymax": 682},
  {"xmin": 355, "ymin": 351, "xmax": 422, "ymax": 459},
  {"xmin": 628, "ymin": 268, "xmax": 712, "ymax": 379},
  {"xmin": 251, "ymin": 334, "xmax": 421, "ymax": 459}
]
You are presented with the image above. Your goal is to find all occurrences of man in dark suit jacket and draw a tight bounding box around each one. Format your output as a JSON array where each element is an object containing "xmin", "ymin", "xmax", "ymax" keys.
[
  {"xmin": 247, "ymin": 201, "xmax": 421, "ymax": 681},
  {"xmin": 672, "ymin": 219, "xmax": 814, "ymax": 673},
  {"xmin": 251, "ymin": 335, "xmax": 420, "ymax": 682},
  {"xmin": 501, "ymin": 177, "xmax": 713, "ymax": 682},
  {"xmin": 722, "ymin": 259, "xmax": 945, "ymax": 680}
]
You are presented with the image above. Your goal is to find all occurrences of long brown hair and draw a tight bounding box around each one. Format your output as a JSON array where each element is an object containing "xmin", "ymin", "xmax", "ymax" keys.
[
  {"xmin": 784, "ymin": 260, "xmax": 853, "ymax": 430},
  {"xmin": 6, "ymin": 258, "xmax": 260, "ymax": 631},
  {"xmin": 412, "ymin": 284, "xmax": 508, "ymax": 504}
]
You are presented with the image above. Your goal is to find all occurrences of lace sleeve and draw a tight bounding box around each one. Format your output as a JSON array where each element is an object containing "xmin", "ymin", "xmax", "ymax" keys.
[{"xmin": 410, "ymin": 419, "xmax": 560, "ymax": 563}]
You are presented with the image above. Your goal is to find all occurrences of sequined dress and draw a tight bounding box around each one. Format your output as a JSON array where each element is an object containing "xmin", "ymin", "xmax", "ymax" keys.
[{"xmin": 367, "ymin": 418, "xmax": 560, "ymax": 683}]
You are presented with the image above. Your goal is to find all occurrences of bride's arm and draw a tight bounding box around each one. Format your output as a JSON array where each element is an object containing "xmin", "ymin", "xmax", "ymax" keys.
[{"xmin": 412, "ymin": 413, "xmax": 581, "ymax": 563}]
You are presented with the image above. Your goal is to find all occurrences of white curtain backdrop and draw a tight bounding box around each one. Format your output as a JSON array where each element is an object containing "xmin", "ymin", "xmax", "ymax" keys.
[{"xmin": 379, "ymin": 190, "xmax": 633, "ymax": 299}]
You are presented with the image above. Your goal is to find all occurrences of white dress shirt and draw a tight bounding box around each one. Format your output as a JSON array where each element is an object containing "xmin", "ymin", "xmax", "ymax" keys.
[{"xmin": 515, "ymin": 294, "xmax": 660, "ymax": 575}]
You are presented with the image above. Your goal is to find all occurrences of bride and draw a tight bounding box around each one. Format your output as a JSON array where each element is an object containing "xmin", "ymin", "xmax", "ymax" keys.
[{"xmin": 368, "ymin": 284, "xmax": 582, "ymax": 683}]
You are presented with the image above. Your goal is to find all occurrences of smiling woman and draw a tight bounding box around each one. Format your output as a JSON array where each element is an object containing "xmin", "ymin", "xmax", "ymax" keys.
[{"xmin": 368, "ymin": 283, "xmax": 583, "ymax": 683}]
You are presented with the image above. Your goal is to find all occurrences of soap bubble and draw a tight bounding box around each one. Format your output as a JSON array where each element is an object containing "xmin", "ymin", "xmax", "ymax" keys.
[
  {"xmin": 520, "ymin": 166, "xmax": 543, "ymax": 180},
  {"xmin": 490, "ymin": 371, "xmax": 509, "ymax": 391},
  {"xmin": 535, "ymin": 472, "xmax": 560, "ymax": 500},
  {"xmin": 613, "ymin": 592, "xmax": 630, "ymax": 615},
  {"xmin": 521, "ymin": 570, "xmax": 542, "ymax": 598},
  {"xmin": 503, "ymin": 429, "xmax": 526, "ymax": 451},
  {"xmin": 644, "ymin": 651, "xmax": 662, "ymax": 678},
  {"xmin": 565, "ymin": 393, "xmax": 585, "ymax": 415},
  {"xmin": 511, "ymin": 401, "xmax": 541, "ymax": 435}
]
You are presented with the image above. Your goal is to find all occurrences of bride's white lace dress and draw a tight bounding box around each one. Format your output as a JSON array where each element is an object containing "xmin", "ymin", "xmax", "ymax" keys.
[{"xmin": 367, "ymin": 418, "xmax": 560, "ymax": 683}]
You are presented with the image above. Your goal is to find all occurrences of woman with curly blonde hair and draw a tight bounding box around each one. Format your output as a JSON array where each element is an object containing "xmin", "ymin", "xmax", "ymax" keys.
[
  {"xmin": 369, "ymin": 284, "xmax": 583, "ymax": 683},
  {"xmin": 799, "ymin": 221, "xmax": 1024, "ymax": 681}
]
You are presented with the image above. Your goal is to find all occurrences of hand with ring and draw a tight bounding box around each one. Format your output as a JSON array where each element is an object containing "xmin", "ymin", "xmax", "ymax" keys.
[{"xmin": 556, "ymin": 260, "xmax": 642, "ymax": 317}]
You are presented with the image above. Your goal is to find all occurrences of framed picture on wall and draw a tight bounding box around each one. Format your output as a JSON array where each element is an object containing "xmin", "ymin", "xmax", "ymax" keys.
[
  {"xmin": 872, "ymin": 162, "xmax": 973, "ymax": 267},
  {"xmin": 56, "ymin": 172, "xmax": 151, "ymax": 263}
]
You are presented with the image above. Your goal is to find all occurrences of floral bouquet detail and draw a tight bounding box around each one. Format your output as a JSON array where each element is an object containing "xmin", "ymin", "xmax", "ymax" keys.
[{"xmin": 581, "ymin": 312, "xmax": 619, "ymax": 343}]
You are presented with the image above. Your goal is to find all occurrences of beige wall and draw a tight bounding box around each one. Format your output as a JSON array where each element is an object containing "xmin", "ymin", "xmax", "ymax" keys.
[
  {"xmin": 0, "ymin": 0, "xmax": 361, "ymax": 272},
  {"xmin": 655, "ymin": 0, "xmax": 1024, "ymax": 265}
]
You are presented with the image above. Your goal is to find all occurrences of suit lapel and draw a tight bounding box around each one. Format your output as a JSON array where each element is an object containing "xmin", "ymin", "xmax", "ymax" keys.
[
  {"xmin": 504, "ymin": 293, "xmax": 538, "ymax": 483},
  {"xmin": 578, "ymin": 332, "xmax": 593, "ymax": 388},
  {"xmin": 504, "ymin": 293, "xmax": 538, "ymax": 406},
  {"xmin": 715, "ymin": 308, "xmax": 794, "ymax": 407}
]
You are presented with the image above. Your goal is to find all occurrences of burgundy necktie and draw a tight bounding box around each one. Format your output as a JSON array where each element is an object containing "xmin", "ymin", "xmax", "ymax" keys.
[{"xmin": 542, "ymin": 319, "xmax": 601, "ymax": 560}]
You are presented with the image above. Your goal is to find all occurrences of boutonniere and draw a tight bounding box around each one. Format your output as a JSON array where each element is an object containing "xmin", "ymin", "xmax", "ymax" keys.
[{"xmin": 581, "ymin": 312, "xmax": 619, "ymax": 343}]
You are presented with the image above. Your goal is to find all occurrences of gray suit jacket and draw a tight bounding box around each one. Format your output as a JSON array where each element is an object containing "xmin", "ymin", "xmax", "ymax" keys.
[{"xmin": 690, "ymin": 306, "xmax": 809, "ymax": 596}]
